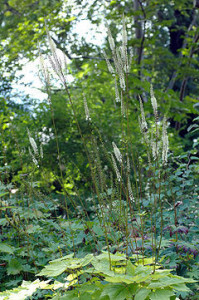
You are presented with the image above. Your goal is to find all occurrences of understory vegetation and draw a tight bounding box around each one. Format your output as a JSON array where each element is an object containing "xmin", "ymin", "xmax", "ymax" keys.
[{"xmin": 0, "ymin": 1, "xmax": 199, "ymax": 299}]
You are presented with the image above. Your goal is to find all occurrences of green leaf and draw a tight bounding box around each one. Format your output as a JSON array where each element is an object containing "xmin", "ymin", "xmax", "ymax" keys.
[
  {"xmin": 37, "ymin": 260, "xmax": 69, "ymax": 277},
  {"xmin": 149, "ymin": 288, "xmax": 174, "ymax": 300},
  {"xmin": 38, "ymin": 254, "xmax": 93, "ymax": 277},
  {"xmin": 0, "ymin": 192, "xmax": 9, "ymax": 197},
  {"xmin": 172, "ymin": 283, "xmax": 191, "ymax": 292},
  {"xmin": 134, "ymin": 288, "xmax": 151, "ymax": 300},
  {"xmin": 104, "ymin": 274, "xmax": 134, "ymax": 284},
  {"xmin": 126, "ymin": 260, "xmax": 136, "ymax": 276},
  {"xmin": 56, "ymin": 291, "xmax": 78, "ymax": 299},
  {"xmin": 7, "ymin": 258, "xmax": 23, "ymax": 275},
  {"xmin": 0, "ymin": 243, "xmax": 15, "ymax": 254},
  {"xmin": 100, "ymin": 283, "xmax": 133, "ymax": 300}
]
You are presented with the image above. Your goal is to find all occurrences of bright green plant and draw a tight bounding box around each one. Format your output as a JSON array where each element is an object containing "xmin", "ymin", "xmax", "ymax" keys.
[{"xmin": 0, "ymin": 252, "xmax": 196, "ymax": 300}]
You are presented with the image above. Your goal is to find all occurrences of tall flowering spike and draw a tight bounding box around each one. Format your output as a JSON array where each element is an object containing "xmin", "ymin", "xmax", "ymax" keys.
[
  {"xmin": 115, "ymin": 78, "xmax": 120, "ymax": 102},
  {"xmin": 83, "ymin": 95, "xmax": 91, "ymax": 121},
  {"xmin": 162, "ymin": 116, "xmax": 169, "ymax": 165},
  {"xmin": 121, "ymin": 91, "xmax": 125, "ymax": 117},
  {"xmin": 150, "ymin": 85, "xmax": 158, "ymax": 118},
  {"xmin": 111, "ymin": 154, "xmax": 121, "ymax": 182},
  {"xmin": 29, "ymin": 147, "xmax": 39, "ymax": 168},
  {"xmin": 38, "ymin": 46, "xmax": 50, "ymax": 88},
  {"xmin": 27, "ymin": 129, "xmax": 39, "ymax": 156},
  {"xmin": 138, "ymin": 96, "xmax": 148, "ymax": 132},
  {"xmin": 112, "ymin": 142, "xmax": 122, "ymax": 164},
  {"xmin": 116, "ymin": 48, "xmax": 124, "ymax": 70},
  {"xmin": 119, "ymin": 71, "xmax": 126, "ymax": 91},
  {"xmin": 122, "ymin": 15, "xmax": 128, "ymax": 72},
  {"xmin": 120, "ymin": 46, "xmax": 126, "ymax": 66},
  {"xmin": 45, "ymin": 22, "xmax": 65, "ymax": 83},
  {"xmin": 122, "ymin": 15, "xmax": 127, "ymax": 47},
  {"xmin": 106, "ymin": 24, "xmax": 115, "ymax": 52},
  {"xmin": 103, "ymin": 51, "xmax": 115, "ymax": 74},
  {"xmin": 128, "ymin": 177, "xmax": 134, "ymax": 202}
]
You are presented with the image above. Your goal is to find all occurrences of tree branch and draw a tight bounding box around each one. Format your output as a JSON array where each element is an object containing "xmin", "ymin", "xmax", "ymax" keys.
[
  {"xmin": 166, "ymin": 8, "xmax": 198, "ymax": 93},
  {"xmin": 4, "ymin": 1, "xmax": 21, "ymax": 16},
  {"xmin": 179, "ymin": 32, "xmax": 199, "ymax": 101}
]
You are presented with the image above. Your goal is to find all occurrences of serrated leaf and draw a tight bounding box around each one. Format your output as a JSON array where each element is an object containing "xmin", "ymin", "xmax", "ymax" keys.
[
  {"xmin": 172, "ymin": 283, "xmax": 191, "ymax": 292},
  {"xmin": 37, "ymin": 260, "xmax": 69, "ymax": 277},
  {"xmin": 7, "ymin": 258, "xmax": 22, "ymax": 275},
  {"xmin": 0, "ymin": 243, "xmax": 15, "ymax": 254}
]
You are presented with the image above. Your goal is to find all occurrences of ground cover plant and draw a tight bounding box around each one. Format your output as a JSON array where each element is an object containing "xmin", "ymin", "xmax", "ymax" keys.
[{"xmin": 0, "ymin": 5, "xmax": 199, "ymax": 300}]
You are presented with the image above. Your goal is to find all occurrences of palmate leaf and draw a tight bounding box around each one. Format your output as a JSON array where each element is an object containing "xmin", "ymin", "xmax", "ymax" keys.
[
  {"xmin": 37, "ymin": 261, "xmax": 68, "ymax": 277},
  {"xmin": 0, "ymin": 243, "xmax": 15, "ymax": 254},
  {"xmin": 7, "ymin": 258, "xmax": 22, "ymax": 275},
  {"xmin": 100, "ymin": 283, "xmax": 136, "ymax": 300},
  {"xmin": 148, "ymin": 288, "xmax": 175, "ymax": 300},
  {"xmin": 37, "ymin": 254, "xmax": 94, "ymax": 277},
  {"xmin": 148, "ymin": 275, "xmax": 195, "ymax": 289},
  {"xmin": 104, "ymin": 274, "xmax": 135, "ymax": 284},
  {"xmin": 37, "ymin": 260, "xmax": 70, "ymax": 277},
  {"xmin": 0, "ymin": 280, "xmax": 51, "ymax": 300},
  {"xmin": 134, "ymin": 288, "xmax": 151, "ymax": 300}
]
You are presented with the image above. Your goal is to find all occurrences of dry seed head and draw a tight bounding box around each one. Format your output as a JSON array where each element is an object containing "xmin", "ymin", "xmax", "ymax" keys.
[{"xmin": 112, "ymin": 142, "xmax": 122, "ymax": 164}]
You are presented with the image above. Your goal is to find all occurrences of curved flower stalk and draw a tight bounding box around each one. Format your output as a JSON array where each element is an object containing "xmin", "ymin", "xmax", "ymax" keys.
[{"xmin": 27, "ymin": 129, "xmax": 43, "ymax": 168}]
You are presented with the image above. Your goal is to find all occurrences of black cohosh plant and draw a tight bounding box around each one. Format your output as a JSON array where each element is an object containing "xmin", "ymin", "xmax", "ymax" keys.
[
  {"xmin": 1, "ymin": 16, "xmax": 195, "ymax": 299},
  {"xmin": 35, "ymin": 16, "xmax": 175, "ymax": 266}
]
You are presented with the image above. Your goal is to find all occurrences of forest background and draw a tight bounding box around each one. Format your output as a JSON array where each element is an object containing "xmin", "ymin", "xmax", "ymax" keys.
[{"xmin": 0, "ymin": 0, "xmax": 198, "ymax": 299}]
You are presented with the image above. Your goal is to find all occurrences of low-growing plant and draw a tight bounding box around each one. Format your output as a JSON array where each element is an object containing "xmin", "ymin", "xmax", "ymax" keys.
[{"xmin": 0, "ymin": 252, "xmax": 196, "ymax": 299}]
